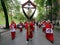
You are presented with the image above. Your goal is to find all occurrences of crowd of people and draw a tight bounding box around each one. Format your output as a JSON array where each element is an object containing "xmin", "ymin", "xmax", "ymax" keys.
[{"xmin": 10, "ymin": 20, "xmax": 54, "ymax": 43}]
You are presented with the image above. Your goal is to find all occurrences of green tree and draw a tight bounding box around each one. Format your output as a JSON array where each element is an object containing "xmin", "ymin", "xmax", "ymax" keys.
[
  {"xmin": 0, "ymin": 0, "xmax": 20, "ymax": 28},
  {"xmin": 1, "ymin": 0, "xmax": 9, "ymax": 29},
  {"xmin": 14, "ymin": 13, "xmax": 27, "ymax": 21},
  {"xmin": 34, "ymin": 0, "xmax": 46, "ymax": 20}
]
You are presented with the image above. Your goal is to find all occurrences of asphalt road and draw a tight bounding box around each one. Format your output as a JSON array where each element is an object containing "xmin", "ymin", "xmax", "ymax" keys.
[
  {"xmin": 54, "ymin": 30, "xmax": 60, "ymax": 45},
  {"xmin": 0, "ymin": 25, "xmax": 54, "ymax": 45}
]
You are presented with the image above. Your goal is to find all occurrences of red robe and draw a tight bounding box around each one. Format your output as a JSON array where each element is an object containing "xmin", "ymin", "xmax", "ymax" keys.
[
  {"xmin": 45, "ymin": 23, "xmax": 54, "ymax": 42},
  {"xmin": 41, "ymin": 21, "xmax": 46, "ymax": 33},
  {"xmin": 30, "ymin": 22, "xmax": 35, "ymax": 32},
  {"xmin": 10, "ymin": 23, "xmax": 17, "ymax": 40},
  {"xmin": 19, "ymin": 23, "xmax": 23, "ymax": 32},
  {"xmin": 24, "ymin": 22, "xmax": 28, "ymax": 29},
  {"xmin": 26, "ymin": 23, "xmax": 33, "ymax": 41},
  {"xmin": 26, "ymin": 23, "xmax": 29, "ymax": 41},
  {"xmin": 29, "ymin": 22, "xmax": 33, "ymax": 38}
]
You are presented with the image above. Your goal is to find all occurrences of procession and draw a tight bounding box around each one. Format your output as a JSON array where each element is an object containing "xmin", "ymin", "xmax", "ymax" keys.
[
  {"xmin": 0, "ymin": 0, "xmax": 60, "ymax": 45},
  {"xmin": 9, "ymin": 19, "xmax": 54, "ymax": 44}
]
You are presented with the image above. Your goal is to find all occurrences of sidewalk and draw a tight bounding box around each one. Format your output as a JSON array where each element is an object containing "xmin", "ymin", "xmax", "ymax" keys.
[
  {"xmin": 0, "ymin": 29, "xmax": 9, "ymax": 37},
  {"xmin": 0, "ymin": 25, "xmax": 5, "ymax": 29},
  {"xmin": 55, "ymin": 26, "xmax": 60, "ymax": 28},
  {"xmin": 0, "ymin": 29, "xmax": 6, "ymax": 32}
]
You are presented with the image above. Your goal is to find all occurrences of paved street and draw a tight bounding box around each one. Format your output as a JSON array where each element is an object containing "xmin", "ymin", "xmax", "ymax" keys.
[
  {"xmin": 54, "ymin": 30, "xmax": 60, "ymax": 45},
  {"xmin": 0, "ymin": 26, "xmax": 54, "ymax": 45}
]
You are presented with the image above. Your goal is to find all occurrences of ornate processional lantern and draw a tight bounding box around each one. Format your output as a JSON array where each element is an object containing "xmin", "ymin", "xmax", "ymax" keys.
[{"xmin": 22, "ymin": 0, "xmax": 36, "ymax": 20}]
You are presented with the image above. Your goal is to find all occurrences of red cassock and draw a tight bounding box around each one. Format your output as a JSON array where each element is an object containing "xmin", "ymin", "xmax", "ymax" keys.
[
  {"xmin": 33, "ymin": 23, "xmax": 35, "ymax": 31},
  {"xmin": 24, "ymin": 22, "xmax": 28, "ymax": 29},
  {"xmin": 10, "ymin": 23, "xmax": 17, "ymax": 40},
  {"xmin": 26, "ymin": 23, "xmax": 33, "ymax": 41},
  {"xmin": 29, "ymin": 29, "xmax": 33, "ymax": 39},
  {"xmin": 45, "ymin": 23, "xmax": 54, "ymax": 42},
  {"xmin": 30, "ymin": 22, "xmax": 35, "ymax": 32},
  {"xmin": 41, "ymin": 21, "xmax": 46, "ymax": 33},
  {"xmin": 29, "ymin": 22, "xmax": 33, "ymax": 38},
  {"xmin": 26, "ymin": 23, "xmax": 29, "ymax": 41},
  {"xmin": 19, "ymin": 23, "xmax": 23, "ymax": 32}
]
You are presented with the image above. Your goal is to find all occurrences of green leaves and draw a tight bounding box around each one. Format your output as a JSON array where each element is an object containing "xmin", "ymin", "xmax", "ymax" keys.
[
  {"xmin": 0, "ymin": 0, "xmax": 3, "ymax": 12},
  {"xmin": 34, "ymin": 0, "xmax": 46, "ymax": 20},
  {"xmin": 13, "ymin": 13, "xmax": 27, "ymax": 21},
  {"xmin": 34, "ymin": 0, "xmax": 45, "ymax": 7},
  {"xmin": 52, "ymin": 0, "xmax": 59, "ymax": 20},
  {"xmin": 46, "ymin": 0, "xmax": 52, "ymax": 6}
]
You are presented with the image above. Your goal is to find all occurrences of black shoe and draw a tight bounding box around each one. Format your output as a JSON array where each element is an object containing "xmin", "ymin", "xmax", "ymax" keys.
[{"xmin": 50, "ymin": 41, "xmax": 54, "ymax": 44}]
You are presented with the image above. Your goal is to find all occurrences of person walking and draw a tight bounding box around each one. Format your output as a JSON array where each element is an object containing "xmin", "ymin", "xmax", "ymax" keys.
[
  {"xmin": 10, "ymin": 20, "xmax": 17, "ymax": 40},
  {"xmin": 45, "ymin": 20, "xmax": 54, "ymax": 43}
]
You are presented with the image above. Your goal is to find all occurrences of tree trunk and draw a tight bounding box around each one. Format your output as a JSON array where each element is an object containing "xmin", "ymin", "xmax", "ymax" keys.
[{"xmin": 1, "ymin": 0, "xmax": 9, "ymax": 29}]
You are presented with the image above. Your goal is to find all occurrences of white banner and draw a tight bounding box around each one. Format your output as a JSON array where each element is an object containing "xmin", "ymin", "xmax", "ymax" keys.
[{"xmin": 46, "ymin": 28, "xmax": 53, "ymax": 33}]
